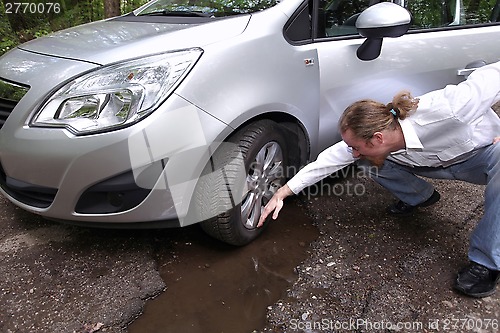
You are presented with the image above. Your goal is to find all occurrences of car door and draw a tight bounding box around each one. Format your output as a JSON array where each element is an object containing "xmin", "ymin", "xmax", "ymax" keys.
[{"xmin": 310, "ymin": 0, "xmax": 500, "ymax": 153}]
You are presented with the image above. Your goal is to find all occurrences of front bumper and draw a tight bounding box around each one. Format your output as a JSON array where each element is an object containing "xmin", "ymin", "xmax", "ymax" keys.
[
  {"xmin": 0, "ymin": 49, "xmax": 227, "ymax": 227},
  {"xmin": 0, "ymin": 93, "xmax": 226, "ymax": 226}
]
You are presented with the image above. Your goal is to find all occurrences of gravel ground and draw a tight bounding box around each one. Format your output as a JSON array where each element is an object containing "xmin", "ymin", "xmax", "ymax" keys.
[
  {"xmin": 1, "ymin": 105, "xmax": 499, "ymax": 333},
  {"xmin": 0, "ymin": 201, "xmax": 166, "ymax": 333},
  {"xmin": 2, "ymin": 172, "xmax": 498, "ymax": 333},
  {"xmin": 262, "ymin": 173, "xmax": 500, "ymax": 332},
  {"xmin": 261, "ymin": 102, "xmax": 500, "ymax": 333}
]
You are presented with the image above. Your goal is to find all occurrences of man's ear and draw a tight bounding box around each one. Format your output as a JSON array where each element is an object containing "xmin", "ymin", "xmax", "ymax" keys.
[{"xmin": 373, "ymin": 131, "xmax": 384, "ymax": 143}]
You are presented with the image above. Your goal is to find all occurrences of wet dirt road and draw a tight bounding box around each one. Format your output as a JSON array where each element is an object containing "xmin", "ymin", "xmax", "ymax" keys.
[
  {"xmin": 2, "ymin": 173, "xmax": 500, "ymax": 333},
  {"xmin": 0, "ymin": 195, "xmax": 318, "ymax": 333},
  {"xmin": 128, "ymin": 201, "xmax": 318, "ymax": 333}
]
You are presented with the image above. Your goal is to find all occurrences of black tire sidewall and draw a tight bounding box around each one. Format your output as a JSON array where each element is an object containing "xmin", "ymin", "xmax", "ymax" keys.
[{"xmin": 223, "ymin": 120, "xmax": 289, "ymax": 245}]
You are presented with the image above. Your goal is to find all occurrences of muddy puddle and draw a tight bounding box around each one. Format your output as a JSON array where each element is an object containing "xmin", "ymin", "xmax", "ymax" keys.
[{"xmin": 128, "ymin": 198, "xmax": 318, "ymax": 333}]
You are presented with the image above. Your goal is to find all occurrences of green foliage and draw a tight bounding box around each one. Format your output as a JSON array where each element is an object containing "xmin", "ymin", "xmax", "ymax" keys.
[
  {"xmin": 462, "ymin": 0, "xmax": 497, "ymax": 23},
  {"xmin": 0, "ymin": 78, "xmax": 28, "ymax": 102},
  {"xmin": 122, "ymin": 0, "xmax": 147, "ymax": 13},
  {"xmin": 0, "ymin": 37, "xmax": 18, "ymax": 56},
  {"xmin": 0, "ymin": 2, "xmax": 19, "ymax": 55},
  {"xmin": 408, "ymin": 0, "xmax": 497, "ymax": 29}
]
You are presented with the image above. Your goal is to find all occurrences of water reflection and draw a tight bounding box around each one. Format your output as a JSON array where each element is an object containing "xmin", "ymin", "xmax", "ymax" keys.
[
  {"xmin": 128, "ymin": 199, "xmax": 318, "ymax": 333},
  {"xmin": 0, "ymin": 78, "xmax": 29, "ymax": 102}
]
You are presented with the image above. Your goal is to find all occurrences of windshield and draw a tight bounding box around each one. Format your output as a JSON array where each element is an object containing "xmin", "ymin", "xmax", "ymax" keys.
[{"xmin": 136, "ymin": 0, "xmax": 281, "ymax": 17}]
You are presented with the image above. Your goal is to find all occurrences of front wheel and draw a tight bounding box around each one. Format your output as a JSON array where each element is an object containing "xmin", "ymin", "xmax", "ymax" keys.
[{"xmin": 193, "ymin": 120, "xmax": 289, "ymax": 246}]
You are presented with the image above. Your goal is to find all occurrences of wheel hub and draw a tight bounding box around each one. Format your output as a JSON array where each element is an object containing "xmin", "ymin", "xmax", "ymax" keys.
[{"xmin": 241, "ymin": 141, "xmax": 283, "ymax": 229}]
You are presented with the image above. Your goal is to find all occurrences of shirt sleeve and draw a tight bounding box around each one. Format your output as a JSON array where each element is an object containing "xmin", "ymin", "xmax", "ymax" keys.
[
  {"xmin": 286, "ymin": 140, "xmax": 357, "ymax": 194},
  {"xmin": 441, "ymin": 60, "xmax": 500, "ymax": 123}
]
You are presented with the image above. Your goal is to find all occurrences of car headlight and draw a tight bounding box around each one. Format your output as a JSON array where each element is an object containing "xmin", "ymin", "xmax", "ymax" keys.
[{"xmin": 30, "ymin": 48, "xmax": 203, "ymax": 135}]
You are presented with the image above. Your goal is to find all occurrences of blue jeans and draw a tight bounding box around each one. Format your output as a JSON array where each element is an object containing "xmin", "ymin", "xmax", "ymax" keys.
[{"xmin": 358, "ymin": 143, "xmax": 500, "ymax": 271}]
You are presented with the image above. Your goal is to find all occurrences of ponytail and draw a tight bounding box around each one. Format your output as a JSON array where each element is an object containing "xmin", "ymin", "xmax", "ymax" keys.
[
  {"xmin": 387, "ymin": 90, "xmax": 419, "ymax": 120},
  {"xmin": 339, "ymin": 90, "xmax": 419, "ymax": 140}
]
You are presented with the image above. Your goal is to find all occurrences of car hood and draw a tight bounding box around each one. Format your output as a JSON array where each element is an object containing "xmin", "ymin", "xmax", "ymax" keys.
[{"xmin": 18, "ymin": 15, "xmax": 251, "ymax": 65}]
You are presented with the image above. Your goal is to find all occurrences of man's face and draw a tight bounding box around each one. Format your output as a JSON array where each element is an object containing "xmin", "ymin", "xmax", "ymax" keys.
[{"xmin": 341, "ymin": 129, "xmax": 389, "ymax": 167}]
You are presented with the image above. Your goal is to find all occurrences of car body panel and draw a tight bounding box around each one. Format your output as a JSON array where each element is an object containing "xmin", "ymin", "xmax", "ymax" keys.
[
  {"xmin": 0, "ymin": 0, "xmax": 499, "ymax": 231},
  {"xmin": 0, "ymin": 90, "xmax": 229, "ymax": 224},
  {"xmin": 0, "ymin": 48, "xmax": 98, "ymax": 102},
  {"xmin": 315, "ymin": 25, "xmax": 500, "ymax": 149},
  {"xmin": 175, "ymin": 9, "xmax": 322, "ymax": 155},
  {"xmin": 18, "ymin": 15, "xmax": 251, "ymax": 65}
]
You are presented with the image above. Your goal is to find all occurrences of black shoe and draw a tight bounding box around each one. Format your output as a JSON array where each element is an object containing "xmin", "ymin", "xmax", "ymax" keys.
[
  {"xmin": 454, "ymin": 262, "xmax": 500, "ymax": 298},
  {"xmin": 386, "ymin": 190, "xmax": 440, "ymax": 216}
]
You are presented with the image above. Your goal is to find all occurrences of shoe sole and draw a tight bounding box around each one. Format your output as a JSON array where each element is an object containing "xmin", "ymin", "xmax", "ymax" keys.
[
  {"xmin": 453, "ymin": 274, "xmax": 500, "ymax": 298},
  {"xmin": 386, "ymin": 191, "xmax": 440, "ymax": 216},
  {"xmin": 417, "ymin": 191, "xmax": 441, "ymax": 208},
  {"xmin": 386, "ymin": 208, "xmax": 414, "ymax": 217},
  {"xmin": 453, "ymin": 285, "xmax": 497, "ymax": 298}
]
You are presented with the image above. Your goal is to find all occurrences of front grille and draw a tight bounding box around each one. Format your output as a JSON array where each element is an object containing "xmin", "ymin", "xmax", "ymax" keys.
[
  {"xmin": 0, "ymin": 78, "xmax": 29, "ymax": 130},
  {"xmin": 0, "ymin": 98, "xmax": 16, "ymax": 129}
]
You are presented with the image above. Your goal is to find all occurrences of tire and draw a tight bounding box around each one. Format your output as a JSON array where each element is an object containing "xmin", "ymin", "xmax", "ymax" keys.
[{"xmin": 192, "ymin": 120, "xmax": 288, "ymax": 246}]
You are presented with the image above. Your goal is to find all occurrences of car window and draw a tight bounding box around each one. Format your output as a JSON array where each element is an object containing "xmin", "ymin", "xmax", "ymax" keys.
[
  {"xmin": 318, "ymin": 0, "xmax": 378, "ymax": 38},
  {"xmin": 286, "ymin": 0, "xmax": 500, "ymax": 41},
  {"xmin": 408, "ymin": 0, "xmax": 499, "ymax": 29},
  {"xmin": 460, "ymin": 0, "xmax": 500, "ymax": 24},
  {"xmin": 136, "ymin": 0, "xmax": 280, "ymax": 17},
  {"xmin": 284, "ymin": 1, "xmax": 313, "ymax": 42}
]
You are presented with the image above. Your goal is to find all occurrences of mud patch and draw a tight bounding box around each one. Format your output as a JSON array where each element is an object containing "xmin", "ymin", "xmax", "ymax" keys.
[{"xmin": 128, "ymin": 198, "xmax": 319, "ymax": 333}]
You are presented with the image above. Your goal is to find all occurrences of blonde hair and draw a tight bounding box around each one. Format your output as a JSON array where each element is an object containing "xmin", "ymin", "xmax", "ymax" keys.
[{"xmin": 339, "ymin": 90, "xmax": 419, "ymax": 140}]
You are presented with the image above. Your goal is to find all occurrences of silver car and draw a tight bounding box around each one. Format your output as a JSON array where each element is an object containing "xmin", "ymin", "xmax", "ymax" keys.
[{"xmin": 0, "ymin": 0, "xmax": 499, "ymax": 245}]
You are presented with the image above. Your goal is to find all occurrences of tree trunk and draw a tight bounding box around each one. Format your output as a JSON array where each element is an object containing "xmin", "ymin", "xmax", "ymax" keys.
[{"xmin": 104, "ymin": 0, "xmax": 121, "ymax": 18}]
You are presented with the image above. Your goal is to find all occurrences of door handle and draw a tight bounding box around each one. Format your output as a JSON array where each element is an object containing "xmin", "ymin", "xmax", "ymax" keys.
[{"xmin": 457, "ymin": 60, "xmax": 487, "ymax": 77}]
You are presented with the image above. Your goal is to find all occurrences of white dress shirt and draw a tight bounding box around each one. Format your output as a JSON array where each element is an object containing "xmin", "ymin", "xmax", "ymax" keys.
[{"xmin": 287, "ymin": 60, "xmax": 500, "ymax": 195}]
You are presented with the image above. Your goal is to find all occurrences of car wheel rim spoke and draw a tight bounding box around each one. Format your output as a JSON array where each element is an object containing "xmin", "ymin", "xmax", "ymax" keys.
[{"xmin": 241, "ymin": 141, "xmax": 283, "ymax": 229}]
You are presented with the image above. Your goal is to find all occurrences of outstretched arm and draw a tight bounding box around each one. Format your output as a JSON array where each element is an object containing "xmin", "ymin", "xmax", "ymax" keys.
[
  {"xmin": 257, "ymin": 140, "xmax": 357, "ymax": 227},
  {"xmin": 257, "ymin": 184, "xmax": 294, "ymax": 227}
]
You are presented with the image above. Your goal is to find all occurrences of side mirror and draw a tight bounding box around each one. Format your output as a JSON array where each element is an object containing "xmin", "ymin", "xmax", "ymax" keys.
[{"xmin": 356, "ymin": 2, "xmax": 412, "ymax": 61}]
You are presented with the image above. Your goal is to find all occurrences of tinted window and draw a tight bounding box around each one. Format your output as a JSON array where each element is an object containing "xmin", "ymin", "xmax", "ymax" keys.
[
  {"xmin": 284, "ymin": 2, "xmax": 313, "ymax": 42},
  {"xmin": 408, "ymin": 0, "xmax": 499, "ymax": 29},
  {"xmin": 136, "ymin": 0, "xmax": 280, "ymax": 16},
  {"xmin": 317, "ymin": 0, "xmax": 380, "ymax": 38},
  {"xmin": 461, "ymin": 0, "xmax": 500, "ymax": 24},
  {"xmin": 310, "ymin": 0, "xmax": 500, "ymax": 39}
]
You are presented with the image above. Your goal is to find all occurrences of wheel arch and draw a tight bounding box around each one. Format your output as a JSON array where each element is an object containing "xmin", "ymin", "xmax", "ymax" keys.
[{"xmin": 226, "ymin": 112, "xmax": 311, "ymax": 179}]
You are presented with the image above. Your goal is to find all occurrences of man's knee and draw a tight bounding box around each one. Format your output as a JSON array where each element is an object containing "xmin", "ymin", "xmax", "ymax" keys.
[
  {"xmin": 356, "ymin": 160, "xmax": 386, "ymax": 179},
  {"xmin": 486, "ymin": 143, "xmax": 500, "ymax": 173}
]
